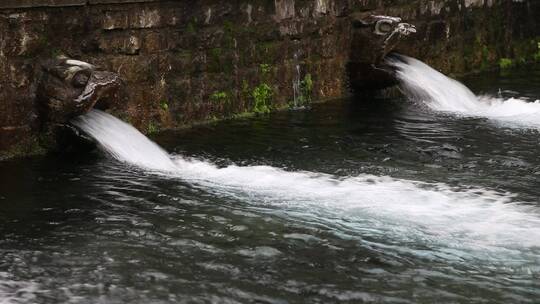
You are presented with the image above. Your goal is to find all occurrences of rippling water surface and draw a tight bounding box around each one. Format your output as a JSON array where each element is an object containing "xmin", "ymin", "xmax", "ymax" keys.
[{"xmin": 1, "ymin": 66, "xmax": 540, "ymax": 303}]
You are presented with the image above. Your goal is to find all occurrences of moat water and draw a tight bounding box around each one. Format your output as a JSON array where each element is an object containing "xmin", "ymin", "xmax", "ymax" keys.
[{"xmin": 1, "ymin": 63, "xmax": 540, "ymax": 303}]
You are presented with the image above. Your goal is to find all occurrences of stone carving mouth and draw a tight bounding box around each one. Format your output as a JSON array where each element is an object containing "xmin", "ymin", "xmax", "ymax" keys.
[
  {"xmin": 377, "ymin": 19, "xmax": 416, "ymax": 63},
  {"xmin": 353, "ymin": 14, "xmax": 417, "ymax": 64},
  {"xmin": 37, "ymin": 57, "xmax": 122, "ymax": 125},
  {"xmin": 348, "ymin": 14, "xmax": 416, "ymax": 91},
  {"xmin": 353, "ymin": 15, "xmax": 416, "ymax": 65}
]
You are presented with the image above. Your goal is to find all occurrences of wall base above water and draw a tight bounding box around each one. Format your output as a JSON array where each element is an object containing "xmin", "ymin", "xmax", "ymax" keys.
[{"xmin": 0, "ymin": 0, "xmax": 539, "ymax": 159}]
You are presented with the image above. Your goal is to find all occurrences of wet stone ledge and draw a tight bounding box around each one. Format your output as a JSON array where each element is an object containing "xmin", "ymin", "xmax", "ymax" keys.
[{"xmin": 0, "ymin": 0, "xmax": 158, "ymax": 9}]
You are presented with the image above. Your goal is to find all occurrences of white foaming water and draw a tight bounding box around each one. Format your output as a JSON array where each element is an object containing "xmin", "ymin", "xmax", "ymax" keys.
[
  {"xmin": 171, "ymin": 157, "xmax": 540, "ymax": 257},
  {"xmin": 74, "ymin": 110, "xmax": 540, "ymax": 261},
  {"xmin": 0, "ymin": 273, "xmax": 39, "ymax": 304},
  {"xmin": 72, "ymin": 110, "xmax": 177, "ymax": 172},
  {"xmin": 388, "ymin": 55, "xmax": 540, "ymax": 128}
]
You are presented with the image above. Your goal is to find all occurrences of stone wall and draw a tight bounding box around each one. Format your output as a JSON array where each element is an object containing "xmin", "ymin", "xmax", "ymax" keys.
[
  {"xmin": 0, "ymin": 0, "xmax": 539, "ymax": 158},
  {"xmin": 390, "ymin": 0, "xmax": 540, "ymax": 76}
]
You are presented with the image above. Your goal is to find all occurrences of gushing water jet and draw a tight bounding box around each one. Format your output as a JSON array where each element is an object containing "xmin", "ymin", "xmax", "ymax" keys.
[{"xmin": 387, "ymin": 55, "xmax": 540, "ymax": 129}]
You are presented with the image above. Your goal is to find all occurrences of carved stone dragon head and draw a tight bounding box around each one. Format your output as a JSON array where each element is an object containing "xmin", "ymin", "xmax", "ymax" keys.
[
  {"xmin": 37, "ymin": 57, "xmax": 122, "ymax": 125},
  {"xmin": 349, "ymin": 14, "xmax": 416, "ymax": 91}
]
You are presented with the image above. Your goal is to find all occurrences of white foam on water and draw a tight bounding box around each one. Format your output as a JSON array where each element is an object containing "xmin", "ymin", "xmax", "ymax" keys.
[
  {"xmin": 73, "ymin": 110, "xmax": 540, "ymax": 263},
  {"xmin": 388, "ymin": 55, "xmax": 540, "ymax": 128},
  {"xmin": 0, "ymin": 272, "xmax": 39, "ymax": 304},
  {"xmin": 171, "ymin": 156, "xmax": 540, "ymax": 251}
]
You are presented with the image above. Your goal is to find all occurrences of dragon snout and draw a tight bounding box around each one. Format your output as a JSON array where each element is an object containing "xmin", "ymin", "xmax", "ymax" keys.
[
  {"xmin": 37, "ymin": 57, "xmax": 123, "ymax": 125},
  {"xmin": 396, "ymin": 22, "xmax": 416, "ymax": 36}
]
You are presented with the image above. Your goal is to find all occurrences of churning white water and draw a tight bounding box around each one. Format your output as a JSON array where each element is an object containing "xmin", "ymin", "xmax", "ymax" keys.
[
  {"xmin": 73, "ymin": 110, "xmax": 540, "ymax": 263},
  {"xmin": 388, "ymin": 55, "xmax": 540, "ymax": 128},
  {"xmin": 72, "ymin": 111, "xmax": 177, "ymax": 171},
  {"xmin": 0, "ymin": 272, "xmax": 39, "ymax": 304}
]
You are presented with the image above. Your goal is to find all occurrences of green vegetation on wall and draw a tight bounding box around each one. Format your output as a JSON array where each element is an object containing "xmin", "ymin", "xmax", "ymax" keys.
[
  {"xmin": 147, "ymin": 121, "xmax": 160, "ymax": 134},
  {"xmin": 222, "ymin": 20, "xmax": 236, "ymax": 49},
  {"xmin": 252, "ymin": 83, "xmax": 272, "ymax": 114},
  {"xmin": 289, "ymin": 73, "xmax": 315, "ymax": 108},
  {"xmin": 210, "ymin": 91, "xmax": 229, "ymax": 104},
  {"xmin": 186, "ymin": 21, "xmax": 196, "ymax": 34},
  {"xmin": 498, "ymin": 39, "xmax": 540, "ymax": 70},
  {"xmin": 0, "ymin": 136, "xmax": 46, "ymax": 161},
  {"xmin": 480, "ymin": 45, "xmax": 490, "ymax": 71},
  {"xmin": 160, "ymin": 100, "xmax": 169, "ymax": 111},
  {"xmin": 499, "ymin": 58, "xmax": 514, "ymax": 69},
  {"xmin": 300, "ymin": 73, "xmax": 314, "ymax": 106},
  {"xmin": 248, "ymin": 64, "xmax": 274, "ymax": 114},
  {"xmin": 535, "ymin": 41, "xmax": 540, "ymax": 62},
  {"xmin": 259, "ymin": 63, "xmax": 272, "ymax": 75}
]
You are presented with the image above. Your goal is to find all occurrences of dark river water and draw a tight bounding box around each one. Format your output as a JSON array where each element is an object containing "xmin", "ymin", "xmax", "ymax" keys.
[{"xmin": 1, "ymin": 66, "xmax": 540, "ymax": 303}]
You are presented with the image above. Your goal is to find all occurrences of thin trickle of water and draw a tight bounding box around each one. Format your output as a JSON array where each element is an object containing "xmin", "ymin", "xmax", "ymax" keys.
[
  {"xmin": 292, "ymin": 52, "xmax": 301, "ymax": 109},
  {"xmin": 387, "ymin": 55, "xmax": 540, "ymax": 128},
  {"xmin": 73, "ymin": 109, "xmax": 540, "ymax": 264}
]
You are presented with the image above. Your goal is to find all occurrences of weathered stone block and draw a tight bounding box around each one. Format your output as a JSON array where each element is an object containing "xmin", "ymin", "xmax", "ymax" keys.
[
  {"xmin": 0, "ymin": 125, "xmax": 33, "ymax": 152},
  {"xmin": 89, "ymin": 0, "xmax": 157, "ymax": 3},
  {"xmin": 0, "ymin": 0, "xmax": 85, "ymax": 9},
  {"xmin": 0, "ymin": 94, "xmax": 35, "ymax": 127},
  {"xmin": 313, "ymin": 0, "xmax": 331, "ymax": 17},
  {"xmin": 274, "ymin": 0, "xmax": 295, "ymax": 21},
  {"xmin": 130, "ymin": 8, "xmax": 162, "ymax": 29},
  {"xmin": 102, "ymin": 10, "xmax": 130, "ymax": 30},
  {"xmin": 98, "ymin": 32, "xmax": 141, "ymax": 55},
  {"xmin": 142, "ymin": 31, "xmax": 166, "ymax": 53}
]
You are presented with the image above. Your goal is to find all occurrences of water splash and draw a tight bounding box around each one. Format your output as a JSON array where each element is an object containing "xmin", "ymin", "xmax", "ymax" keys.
[
  {"xmin": 387, "ymin": 55, "xmax": 540, "ymax": 129},
  {"xmin": 172, "ymin": 156, "xmax": 540, "ymax": 252},
  {"xmin": 73, "ymin": 110, "xmax": 540, "ymax": 265},
  {"xmin": 0, "ymin": 272, "xmax": 39, "ymax": 304},
  {"xmin": 72, "ymin": 110, "xmax": 177, "ymax": 172}
]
